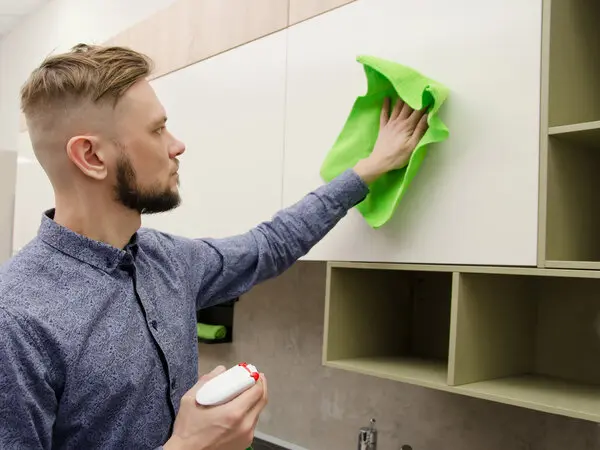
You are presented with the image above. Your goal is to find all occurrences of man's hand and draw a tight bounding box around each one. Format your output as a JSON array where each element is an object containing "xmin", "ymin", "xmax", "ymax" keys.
[
  {"xmin": 164, "ymin": 365, "xmax": 268, "ymax": 450},
  {"xmin": 354, "ymin": 96, "xmax": 429, "ymax": 184}
]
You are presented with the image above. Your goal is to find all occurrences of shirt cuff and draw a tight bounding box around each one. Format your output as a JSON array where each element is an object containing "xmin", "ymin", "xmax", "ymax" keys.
[{"xmin": 323, "ymin": 168, "xmax": 370, "ymax": 210}]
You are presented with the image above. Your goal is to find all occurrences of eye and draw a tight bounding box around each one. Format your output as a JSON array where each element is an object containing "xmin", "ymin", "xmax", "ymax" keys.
[{"xmin": 155, "ymin": 126, "xmax": 165, "ymax": 135}]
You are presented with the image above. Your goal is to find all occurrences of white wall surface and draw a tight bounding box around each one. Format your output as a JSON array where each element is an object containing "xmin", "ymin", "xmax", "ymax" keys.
[
  {"xmin": 0, "ymin": 151, "xmax": 17, "ymax": 262},
  {"xmin": 0, "ymin": 0, "xmax": 178, "ymax": 153},
  {"xmin": 1, "ymin": 0, "xmax": 178, "ymax": 254}
]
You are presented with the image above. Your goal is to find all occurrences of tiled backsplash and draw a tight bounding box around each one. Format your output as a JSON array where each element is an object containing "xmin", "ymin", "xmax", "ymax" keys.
[{"xmin": 198, "ymin": 261, "xmax": 600, "ymax": 450}]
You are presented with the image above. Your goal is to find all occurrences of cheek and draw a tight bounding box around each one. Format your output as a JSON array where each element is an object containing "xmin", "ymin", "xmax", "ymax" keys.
[
  {"xmin": 148, "ymin": 154, "xmax": 171, "ymax": 181},
  {"xmin": 126, "ymin": 139, "xmax": 169, "ymax": 182},
  {"xmin": 143, "ymin": 137, "xmax": 169, "ymax": 165}
]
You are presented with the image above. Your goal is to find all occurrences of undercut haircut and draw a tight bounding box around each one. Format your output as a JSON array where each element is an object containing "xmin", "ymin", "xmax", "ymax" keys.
[{"xmin": 20, "ymin": 43, "xmax": 153, "ymax": 121}]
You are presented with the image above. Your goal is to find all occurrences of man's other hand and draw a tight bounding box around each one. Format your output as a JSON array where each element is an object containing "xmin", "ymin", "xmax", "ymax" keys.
[{"xmin": 164, "ymin": 365, "xmax": 268, "ymax": 450}]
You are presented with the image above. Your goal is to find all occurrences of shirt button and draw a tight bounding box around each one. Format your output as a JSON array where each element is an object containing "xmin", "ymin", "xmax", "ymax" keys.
[
  {"xmin": 150, "ymin": 320, "xmax": 158, "ymax": 330},
  {"xmin": 171, "ymin": 378, "xmax": 177, "ymax": 390}
]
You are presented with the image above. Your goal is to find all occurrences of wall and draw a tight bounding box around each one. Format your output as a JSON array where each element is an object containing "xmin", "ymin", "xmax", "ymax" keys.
[
  {"xmin": 0, "ymin": 151, "xmax": 16, "ymax": 263},
  {"xmin": 0, "ymin": 0, "xmax": 179, "ymax": 256},
  {"xmin": 0, "ymin": 0, "xmax": 179, "ymax": 152},
  {"xmin": 199, "ymin": 262, "xmax": 600, "ymax": 450}
]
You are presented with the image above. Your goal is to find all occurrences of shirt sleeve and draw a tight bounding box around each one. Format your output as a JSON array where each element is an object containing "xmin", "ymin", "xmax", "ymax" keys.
[
  {"xmin": 175, "ymin": 169, "xmax": 369, "ymax": 309},
  {"xmin": 0, "ymin": 307, "xmax": 57, "ymax": 450}
]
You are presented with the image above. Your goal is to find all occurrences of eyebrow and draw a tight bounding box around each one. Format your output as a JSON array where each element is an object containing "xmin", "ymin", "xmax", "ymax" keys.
[{"xmin": 151, "ymin": 116, "xmax": 167, "ymax": 128}]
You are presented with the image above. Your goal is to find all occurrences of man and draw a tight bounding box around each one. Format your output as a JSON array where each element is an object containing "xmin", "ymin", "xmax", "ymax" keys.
[{"xmin": 0, "ymin": 44, "xmax": 428, "ymax": 449}]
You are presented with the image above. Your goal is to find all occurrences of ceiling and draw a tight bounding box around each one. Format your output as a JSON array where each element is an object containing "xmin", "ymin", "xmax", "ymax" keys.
[{"xmin": 0, "ymin": 0, "xmax": 50, "ymax": 38}]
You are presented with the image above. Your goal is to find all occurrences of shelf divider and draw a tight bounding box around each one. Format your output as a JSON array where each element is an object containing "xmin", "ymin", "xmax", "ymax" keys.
[{"xmin": 548, "ymin": 120, "xmax": 600, "ymax": 148}]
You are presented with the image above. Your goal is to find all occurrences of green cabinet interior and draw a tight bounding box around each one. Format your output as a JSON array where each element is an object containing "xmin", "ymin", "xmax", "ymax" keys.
[
  {"xmin": 540, "ymin": 0, "xmax": 600, "ymax": 269},
  {"xmin": 323, "ymin": 262, "xmax": 600, "ymax": 423}
]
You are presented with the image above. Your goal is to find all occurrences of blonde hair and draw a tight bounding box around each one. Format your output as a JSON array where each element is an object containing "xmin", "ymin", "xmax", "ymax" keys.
[{"xmin": 20, "ymin": 43, "xmax": 153, "ymax": 119}]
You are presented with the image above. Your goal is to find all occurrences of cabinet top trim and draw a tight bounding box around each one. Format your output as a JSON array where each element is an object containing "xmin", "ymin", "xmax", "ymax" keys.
[{"xmin": 327, "ymin": 261, "xmax": 600, "ymax": 279}]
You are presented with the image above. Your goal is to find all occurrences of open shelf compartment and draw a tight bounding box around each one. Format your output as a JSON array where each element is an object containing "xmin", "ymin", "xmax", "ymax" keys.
[
  {"xmin": 196, "ymin": 298, "xmax": 238, "ymax": 344},
  {"xmin": 547, "ymin": 0, "xmax": 600, "ymax": 128},
  {"xmin": 451, "ymin": 272, "xmax": 600, "ymax": 422},
  {"xmin": 323, "ymin": 264, "xmax": 453, "ymax": 389},
  {"xmin": 544, "ymin": 134, "xmax": 600, "ymax": 269},
  {"xmin": 539, "ymin": 0, "xmax": 600, "ymax": 269},
  {"xmin": 548, "ymin": 121, "xmax": 600, "ymax": 149}
]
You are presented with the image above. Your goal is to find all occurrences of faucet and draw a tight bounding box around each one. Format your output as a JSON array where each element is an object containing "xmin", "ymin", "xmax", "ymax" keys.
[{"xmin": 357, "ymin": 418, "xmax": 377, "ymax": 450}]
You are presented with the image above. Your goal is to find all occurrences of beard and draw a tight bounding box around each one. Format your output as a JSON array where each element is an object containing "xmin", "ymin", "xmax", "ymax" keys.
[{"xmin": 113, "ymin": 153, "xmax": 181, "ymax": 214}]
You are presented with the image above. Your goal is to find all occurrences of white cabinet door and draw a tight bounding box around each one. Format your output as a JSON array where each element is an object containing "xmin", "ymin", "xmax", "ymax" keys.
[
  {"xmin": 283, "ymin": 0, "xmax": 542, "ymax": 266},
  {"xmin": 143, "ymin": 30, "xmax": 287, "ymax": 239}
]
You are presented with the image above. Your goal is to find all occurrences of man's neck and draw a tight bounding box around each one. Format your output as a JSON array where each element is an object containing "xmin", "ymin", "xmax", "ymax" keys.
[{"xmin": 53, "ymin": 194, "xmax": 141, "ymax": 250}]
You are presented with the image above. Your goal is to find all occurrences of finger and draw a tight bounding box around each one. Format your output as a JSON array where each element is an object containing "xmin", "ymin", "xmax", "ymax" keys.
[
  {"xmin": 185, "ymin": 365, "xmax": 227, "ymax": 400},
  {"xmin": 398, "ymin": 99, "xmax": 414, "ymax": 120},
  {"xmin": 245, "ymin": 405, "xmax": 262, "ymax": 441},
  {"xmin": 410, "ymin": 113, "xmax": 429, "ymax": 145},
  {"xmin": 223, "ymin": 375, "xmax": 265, "ymax": 414},
  {"xmin": 246, "ymin": 376, "xmax": 268, "ymax": 429},
  {"xmin": 247, "ymin": 397, "xmax": 265, "ymax": 431},
  {"xmin": 261, "ymin": 373, "xmax": 268, "ymax": 405},
  {"xmin": 407, "ymin": 107, "xmax": 427, "ymax": 128},
  {"xmin": 380, "ymin": 97, "xmax": 390, "ymax": 127},
  {"xmin": 390, "ymin": 97, "xmax": 404, "ymax": 120},
  {"xmin": 242, "ymin": 413, "xmax": 259, "ymax": 450},
  {"xmin": 245, "ymin": 374, "xmax": 268, "ymax": 413},
  {"xmin": 199, "ymin": 365, "xmax": 226, "ymax": 383}
]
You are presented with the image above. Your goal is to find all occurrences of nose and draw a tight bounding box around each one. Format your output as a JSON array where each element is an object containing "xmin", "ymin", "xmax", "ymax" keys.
[{"xmin": 169, "ymin": 135, "xmax": 186, "ymax": 158}]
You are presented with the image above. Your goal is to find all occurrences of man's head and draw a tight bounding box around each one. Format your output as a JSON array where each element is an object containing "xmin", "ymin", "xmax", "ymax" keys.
[{"xmin": 20, "ymin": 43, "xmax": 186, "ymax": 215}]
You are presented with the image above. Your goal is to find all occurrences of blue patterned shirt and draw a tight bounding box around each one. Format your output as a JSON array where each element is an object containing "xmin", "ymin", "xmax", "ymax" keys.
[{"xmin": 0, "ymin": 169, "xmax": 368, "ymax": 449}]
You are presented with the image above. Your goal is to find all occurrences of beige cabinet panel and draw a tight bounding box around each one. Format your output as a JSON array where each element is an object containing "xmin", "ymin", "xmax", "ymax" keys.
[
  {"xmin": 106, "ymin": 0, "xmax": 288, "ymax": 79},
  {"xmin": 289, "ymin": 0, "xmax": 356, "ymax": 25}
]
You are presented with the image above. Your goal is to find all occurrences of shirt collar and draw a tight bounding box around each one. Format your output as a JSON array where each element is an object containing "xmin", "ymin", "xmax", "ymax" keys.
[{"xmin": 37, "ymin": 209, "xmax": 139, "ymax": 273}]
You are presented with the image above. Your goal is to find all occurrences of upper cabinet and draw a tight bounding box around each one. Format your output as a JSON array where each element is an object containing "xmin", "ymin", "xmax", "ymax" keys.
[
  {"xmin": 142, "ymin": 30, "xmax": 288, "ymax": 239},
  {"xmin": 9, "ymin": 0, "xmax": 556, "ymax": 268},
  {"xmin": 282, "ymin": 0, "xmax": 543, "ymax": 266}
]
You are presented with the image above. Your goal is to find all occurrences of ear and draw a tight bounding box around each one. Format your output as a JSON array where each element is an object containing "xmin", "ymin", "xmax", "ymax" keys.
[{"xmin": 65, "ymin": 135, "xmax": 107, "ymax": 180}]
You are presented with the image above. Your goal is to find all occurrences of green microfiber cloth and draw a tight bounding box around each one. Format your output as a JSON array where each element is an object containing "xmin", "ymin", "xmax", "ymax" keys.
[
  {"xmin": 196, "ymin": 323, "xmax": 227, "ymax": 340},
  {"xmin": 320, "ymin": 55, "xmax": 450, "ymax": 228}
]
